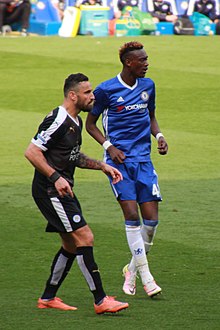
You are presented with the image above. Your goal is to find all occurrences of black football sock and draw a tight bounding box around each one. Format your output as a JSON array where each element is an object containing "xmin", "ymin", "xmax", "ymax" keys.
[
  {"xmin": 41, "ymin": 247, "xmax": 76, "ymax": 300},
  {"xmin": 76, "ymin": 246, "xmax": 106, "ymax": 304}
]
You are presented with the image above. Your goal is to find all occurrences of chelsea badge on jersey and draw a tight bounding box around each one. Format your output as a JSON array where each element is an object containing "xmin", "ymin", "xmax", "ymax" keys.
[{"xmin": 141, "ymin": 91, "xmax": 149, "ymax": 101}]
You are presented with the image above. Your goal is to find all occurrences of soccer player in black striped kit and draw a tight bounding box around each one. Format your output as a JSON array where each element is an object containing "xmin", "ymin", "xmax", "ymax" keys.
[{"xmin": 25, "ymin": 73, "xmax": 128, "ymax": 314}]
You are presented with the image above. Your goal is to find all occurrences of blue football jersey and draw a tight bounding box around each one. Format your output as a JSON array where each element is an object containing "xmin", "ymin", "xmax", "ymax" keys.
[{"xmin": 91, "ymin": 74, "xmax": 156, "ymax": 163}]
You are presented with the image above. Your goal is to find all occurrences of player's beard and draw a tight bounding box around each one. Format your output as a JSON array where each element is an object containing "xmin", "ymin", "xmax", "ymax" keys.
[
  {"xmin": 81, "ymin": 104, "xmax": 93, "ymax": 113},
  {"xmin": 77, "ymin": 100, "xmax": 94, "ymax": 113}
]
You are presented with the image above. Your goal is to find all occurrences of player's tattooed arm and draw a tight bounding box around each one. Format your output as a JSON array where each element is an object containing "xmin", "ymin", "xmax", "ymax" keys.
[
  {"xmin": 76, "ymin": 152, "xmax": 103, "ymax": 170},
  {"xmin": 76, "ymin": 152, "xmax": 123, "ymax": 184}
]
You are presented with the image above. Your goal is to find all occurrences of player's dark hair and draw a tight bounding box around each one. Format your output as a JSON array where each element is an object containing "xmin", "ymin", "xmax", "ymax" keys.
[
  {"xmin": 119, "ymin": 41, "xmax": 144, "ymax": 64},
  {"xmin": 64, "ymin": 73, "xmax": 89, "ymax": 97}
]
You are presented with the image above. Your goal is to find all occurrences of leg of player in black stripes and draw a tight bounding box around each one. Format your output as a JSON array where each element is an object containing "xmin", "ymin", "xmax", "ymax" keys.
[
  {"xmin": 41, "ymin": 247, "xmax": 76, "ymax": 300},
  {"xmin": 76, "ymin": 246, "xmax": 129, "ymax": 314},
  {"xmin": 76, "ymin": 246, "xmax": 106, "ymax": 304}
]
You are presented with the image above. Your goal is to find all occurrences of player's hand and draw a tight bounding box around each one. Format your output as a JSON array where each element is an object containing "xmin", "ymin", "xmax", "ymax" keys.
[
  {"xmin": 157, "ymin": 137, "xmax": 168, "ymax": 155},
  {"xmin": 54, "ymin": 177, "xmax": 74, "ymax": 198},
  {"xmin": 101, "ymin": 163, "xmax": 123, "ymax": 184},
  {"xmin": 107, "ymin": 145, "xmax": 126, "ymax": 164}
]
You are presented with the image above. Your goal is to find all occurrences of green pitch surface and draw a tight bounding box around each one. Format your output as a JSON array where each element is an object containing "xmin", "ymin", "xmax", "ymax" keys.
[{"xmin": 0, "ymin": 36, "xmax": 220, "ymax": 330}]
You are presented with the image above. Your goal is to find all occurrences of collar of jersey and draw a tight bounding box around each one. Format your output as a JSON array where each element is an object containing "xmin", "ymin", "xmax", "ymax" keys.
[
  {"xmin": 117, "ymin": 74, "xmax": 138, "ymax": 90},
  {"xmin": 59, "ymin": 105, "xmax": 79, "ymax": 126}
]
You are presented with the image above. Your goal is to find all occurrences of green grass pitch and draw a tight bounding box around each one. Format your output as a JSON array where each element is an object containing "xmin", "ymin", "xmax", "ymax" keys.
[{"xmin": 0, "ymin": 35, "xmax": 220, "ymax": 330}]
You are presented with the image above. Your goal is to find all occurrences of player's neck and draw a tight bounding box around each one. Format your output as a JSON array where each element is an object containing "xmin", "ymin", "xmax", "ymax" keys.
[
  {"xmin": 120, "ymin": 71, "xmax": 136, "ymax": 87},
  {"xmin": 61, "ymin": 102, "xmax": 79, "ymax": 120}
]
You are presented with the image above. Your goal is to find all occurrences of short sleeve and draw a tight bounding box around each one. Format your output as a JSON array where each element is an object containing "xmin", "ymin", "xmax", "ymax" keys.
[{"xmin": 91, "ymin": 86, "xmax": 109, "ymax": 116}]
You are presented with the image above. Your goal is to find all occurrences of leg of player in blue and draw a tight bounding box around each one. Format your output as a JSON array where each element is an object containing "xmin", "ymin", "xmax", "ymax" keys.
[{"xmin": 123, "ymin": 219, "xmax": 161, "ymax": 297}]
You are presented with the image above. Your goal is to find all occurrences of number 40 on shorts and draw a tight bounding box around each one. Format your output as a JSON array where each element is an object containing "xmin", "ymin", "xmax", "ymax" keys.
[{"xmin": 152, "ymin": 183, "xmax": 161, "ymax": 198}]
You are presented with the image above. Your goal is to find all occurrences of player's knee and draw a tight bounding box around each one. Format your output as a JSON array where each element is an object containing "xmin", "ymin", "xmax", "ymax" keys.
[
  {"xmin": 126, "ymin": 212, "xmax": 139, "ymax": 221},
  {"xmin": 80, "ymin": 227, "xmax": 94, "ymax": 246},
  {"xmin": 85, "ymin": 230, "xmax": 94, "ymax": 246}
]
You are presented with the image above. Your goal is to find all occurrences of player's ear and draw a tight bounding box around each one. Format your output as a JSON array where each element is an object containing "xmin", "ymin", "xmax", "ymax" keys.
[
  {"xmin": 125, "ymin": 57, "xmax": 132, "ymax": 67},
  {"xmin": 69, "ymin": 90, "xmax": 77, "ymax": 102}
]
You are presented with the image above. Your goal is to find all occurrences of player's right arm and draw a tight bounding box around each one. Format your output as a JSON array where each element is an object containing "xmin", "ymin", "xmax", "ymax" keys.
[
  {"xmin": 86, "ymin": 112, "xmax": 125, "ymax": 164},
  {"xmin": 24, "ymin": 143, "xmax": 73, "ymax": 198},
  {"xmin": 86, "ymin": 86, "xmax": 125, "ymax": 164},
  {"xmin": 86, "ymin": 112, "xmax": 106, "ymax": 145}
]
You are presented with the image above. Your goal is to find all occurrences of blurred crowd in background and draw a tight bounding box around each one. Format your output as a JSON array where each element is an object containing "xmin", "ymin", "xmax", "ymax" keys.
[{"xmin": 0, "ymin": 0, "xmax": 219, "ymax": 36}]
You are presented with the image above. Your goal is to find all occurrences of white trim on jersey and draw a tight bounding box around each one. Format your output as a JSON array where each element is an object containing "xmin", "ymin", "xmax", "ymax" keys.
[
  {"xmin": 50, "ymin": 197, "xmax": 73, "ymax": 232},
  {"xmin": 31, "ymin": 138, "xmax": 48, "ymax": 151},
  {"xmin": 32, "ymin": 106, "xmax": 68, "ymax": 151},
  {"xmin": 102, "ymin": 109, "xmax": 109, "ymax": 139},
  {"xmin": 66, "ymin": 112, "xmax": 80, "ymax": 126},
  {"xmin": 110, "ymin": 181, "xmax": 119, "ymax": 199},
  {"xmin": 102, "ymin": 109, "xmax": 109, "ymax": 163},
  {"xmin": 117, "ymin": 73, "xmax": 138, "ymax": 90},
  {"xmin": 77, "ymin": 255, "xmax": 96, "ymax": 291}
]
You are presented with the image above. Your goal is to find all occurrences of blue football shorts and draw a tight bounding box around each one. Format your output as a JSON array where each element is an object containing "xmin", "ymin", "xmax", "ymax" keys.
[
  {"xmin": 34, "ymin": 193, "xmax": 87, "ymax": 233},
  {"xmin": 108, "ymin": 161, "xmax": 162, "ymax": 203}
]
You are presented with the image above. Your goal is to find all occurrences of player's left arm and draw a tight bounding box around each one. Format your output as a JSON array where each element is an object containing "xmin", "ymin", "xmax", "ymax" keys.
[
  {"xmin": 150, "ymin": 110, "xmax": 168, "ymax": 155},
  {"xmin": 76, "ymin": 152, "xmax": 123, "ymax": 184}
]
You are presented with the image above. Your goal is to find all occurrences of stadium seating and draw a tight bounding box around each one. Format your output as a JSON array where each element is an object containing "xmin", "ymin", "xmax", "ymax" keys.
[
  {"xmin": 146, "ymin": 0, "xmax": 178, "ymax": 15},
  {"xmin": 28, "ymin": 0, "xmax": 61, "ymax": 35},
  {"xmin": 187, "ymin": 0, "xmax": 220, "ymax": 16},
  {"xmin": 28, "ymin": 0, "xmax": 220, "ymax": 35},
  {"xmin": 79, "ymin": 5, "xmax": 110, "ymax": 36},
  {"xmin": 175, "ymin": 0, "xmax": 189, "ymax": 16},
  {"xmin": 156, "ymin": 22, "xmax": 174, "ymax": 34}
]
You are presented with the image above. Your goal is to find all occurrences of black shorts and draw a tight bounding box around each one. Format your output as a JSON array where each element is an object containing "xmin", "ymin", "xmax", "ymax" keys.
[{"xmin": 33, "ymin": 194, "xmax": 87, "ymax": 233}]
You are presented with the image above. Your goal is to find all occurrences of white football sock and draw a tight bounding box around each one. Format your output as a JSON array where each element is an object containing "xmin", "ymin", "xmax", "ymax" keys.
[
  {"xmin": 141, "ymin": 220, "xmax": 159, "ymax": 253},
  {"xmin": 125, "ymin": 225, "xmax": 154, "ymax": 284},
  {"xmin": 128, "ymin": 220, "xmax": 159, "ymax": 274}
]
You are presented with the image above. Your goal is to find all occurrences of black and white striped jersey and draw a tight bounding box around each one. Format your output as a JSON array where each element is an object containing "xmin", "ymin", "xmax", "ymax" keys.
[{"xmin": 31, "ymin": 106, "xmax": 82, "ymax": 197}]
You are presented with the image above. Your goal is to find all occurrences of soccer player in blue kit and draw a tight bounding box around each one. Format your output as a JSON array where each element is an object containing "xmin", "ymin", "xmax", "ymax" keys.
[{"xmin": 86, "ymin": 41, "xmax": 168, "ymax": 297}]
